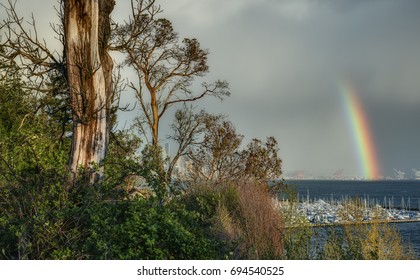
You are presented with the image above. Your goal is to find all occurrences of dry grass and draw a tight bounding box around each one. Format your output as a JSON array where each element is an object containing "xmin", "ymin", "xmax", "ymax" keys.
[
  {"xmin": 181, "ymin": 179, "xmax": 284, "ymax": 259},
  {"xmin": 208, "ymin": 180, "xmax": 284, "ymax": 259},
  {"xmin": 235, "ymin": 181, "xmax": 284, "ymax": 259}
]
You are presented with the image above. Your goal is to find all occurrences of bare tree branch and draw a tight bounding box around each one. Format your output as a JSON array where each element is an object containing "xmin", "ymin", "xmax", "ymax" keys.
[
  {"xmin": 0, "ymin": 0, "xmax": 63, "ymax": 92},
  {"xmin": 159, "ymin": 80, "xmax": 229, "ymax": 119},
  {"xmin": 166, "ymin": 105, "xmax": 206, "ymax": 179}
]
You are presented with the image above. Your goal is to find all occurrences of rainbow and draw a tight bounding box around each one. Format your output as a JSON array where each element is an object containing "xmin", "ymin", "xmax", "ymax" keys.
[{"xmin": 340, "ymin": 81, "xmax": 381, "ymax": 179}]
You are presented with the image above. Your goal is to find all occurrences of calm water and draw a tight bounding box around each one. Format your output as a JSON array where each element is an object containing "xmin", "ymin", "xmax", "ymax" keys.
[
  {"xmin": 285, "ymin": 180, "xmax": 420, "ymax": 258},
  {"xmin": 394, "ymin": 222, "xmax": 420, "ymax": 258}
]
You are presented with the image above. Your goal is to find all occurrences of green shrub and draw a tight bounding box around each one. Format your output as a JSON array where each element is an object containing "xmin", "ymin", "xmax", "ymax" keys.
[
  {"xmin": 0, "ymin": 168, "xmax": 82, "ymax": 259},
  {"xmin": 83, "ymin": 197, "xmax": 222, "ymax": 259}
]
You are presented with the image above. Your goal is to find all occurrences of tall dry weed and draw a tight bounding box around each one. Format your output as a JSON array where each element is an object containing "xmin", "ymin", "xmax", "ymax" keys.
[
  {"xmin": 235, "ymin": 181, "xmax": 284, "ymax": 258},
  {"xmin": 212, "ymin": 180, "xmax": 284, "ymax": 259},
  {"xmin": 182, "ymin": 180, "xmax": 284, "ymax": 259}
]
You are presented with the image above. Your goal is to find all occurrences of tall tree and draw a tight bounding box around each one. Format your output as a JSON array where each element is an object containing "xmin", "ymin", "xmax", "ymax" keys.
[
  {"xmin": 0, "ymin": 0, "xmax": 116, "ymax": 182},
  {"xmin": 64, "ymin": 0, "xmax": 115, "ymax": 182},
  {"xmin": 111, "ymin": 0, "xmax": 229, "ymax": 147}
]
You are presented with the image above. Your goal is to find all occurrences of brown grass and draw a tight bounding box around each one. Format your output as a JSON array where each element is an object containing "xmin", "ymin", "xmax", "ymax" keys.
[
  {"xmin": 236, "ymin": 181, "xmax": 284, "ymax": 258},
  {"xmin": 210, "ymin": 180, "xmax": 284, "ymax": 259}
]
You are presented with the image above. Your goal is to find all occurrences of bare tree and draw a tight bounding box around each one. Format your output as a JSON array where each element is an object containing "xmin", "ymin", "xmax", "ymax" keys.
[
  {"xmin": 0, "ymin": 0, "xmax": 64, "ymax": 93},
  {"xmin": 166, "ymin": 105, "xmax": 206, "ymax": 179},
  {"xmin": 111, "ymin": 0, "xmax": 230, "ymax": 147}
]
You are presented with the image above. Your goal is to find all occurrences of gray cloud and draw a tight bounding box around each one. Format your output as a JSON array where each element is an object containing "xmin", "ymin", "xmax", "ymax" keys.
[{"xmin": 157, "ymin": 0, "xmax": 420, "ymax": 177}]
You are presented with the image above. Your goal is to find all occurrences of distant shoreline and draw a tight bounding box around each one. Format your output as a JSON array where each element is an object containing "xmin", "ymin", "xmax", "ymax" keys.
[
  {"xmin": 285, "ymin": 179, "xmax": 420, "ymax": 182},
  {"xmin": 306, "ymin": 219, "xmax": 420, "ymax": 228}
]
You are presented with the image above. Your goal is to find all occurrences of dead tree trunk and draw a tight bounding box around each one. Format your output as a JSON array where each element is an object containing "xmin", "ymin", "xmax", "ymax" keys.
[{"xmin": 64, "ymin": 0, "xmax": 115, "ymax": 182}]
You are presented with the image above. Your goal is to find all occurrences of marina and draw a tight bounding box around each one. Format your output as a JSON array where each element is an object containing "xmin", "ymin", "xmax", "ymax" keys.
[
  {"xmin": 280, "ymin": 180, "xmax": 420, "ymax": 258},
  {"xmin": 275, "ymin": 198, "xmax": 420, "ymax": 226},
  {"xmin": 280, "ymin": 180, "xmax": 420, "ymax": 225}
]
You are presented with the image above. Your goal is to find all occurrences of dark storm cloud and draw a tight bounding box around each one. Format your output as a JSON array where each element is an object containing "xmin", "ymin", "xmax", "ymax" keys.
[{"xmin": 158, "ymin": 0, "xmax": 420, "ymax": 177}]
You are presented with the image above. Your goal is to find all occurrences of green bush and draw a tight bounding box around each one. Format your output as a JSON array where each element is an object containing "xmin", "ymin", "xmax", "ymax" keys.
[
  {"xmin": 0, "ymin": 170, "xmax": 224, "ymax": 260},
  {"xmin": 0, "ymin": 169, "xmax": 81, "ymax": 259},
  {"xmin": 83, "ymin": 196, "xmax": 222, "ymax": 260}
]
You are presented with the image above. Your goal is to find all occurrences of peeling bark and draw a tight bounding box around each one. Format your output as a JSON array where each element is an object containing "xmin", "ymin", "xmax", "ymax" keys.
[{"xmin": 64, "ymin": 0, "xmax": 115, "ymax": 182}]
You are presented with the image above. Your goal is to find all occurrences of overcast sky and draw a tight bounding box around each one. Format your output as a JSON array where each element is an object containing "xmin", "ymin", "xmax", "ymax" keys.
[{"xmin": 10, "ymin": 0, "xmax": 420, "ymax": 178}]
